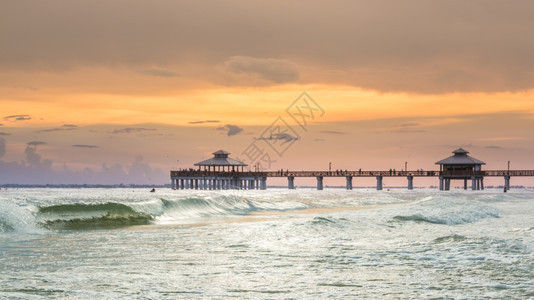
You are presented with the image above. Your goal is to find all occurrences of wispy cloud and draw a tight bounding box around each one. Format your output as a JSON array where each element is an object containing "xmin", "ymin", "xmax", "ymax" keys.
[
  {"xmin": 0, "ymin": 132, "xmax": 11, "ymax": 136},
  {"xmin": 391, "ymin": 129, "xmax": 426, "ymax": 133},
  {"xmin": 321, "ymin": 130, "xmax": 348, "ymax": 135},
  {"xmin": 398, "ymin": 123, "xmax": 420, "ymax": 127},
  {"xmin": 27, "ymin": 141, "xmax": 46, "ymax": 146},
  {"xmin": 217, "ymin": 124, "xmax": 244, "ymax": 136},
  {"xmin": 256, "ymin": 133, "xmax": 299, "ymax": 145},
  {"xmin": 111, "ymin": 128, "xmax": 157, "ymax": 134},
  {"xmin": 486, "ymin": 145, "xmax": 502, "ymax": 149},
  {"xmin": 476, "ymin": 137, "xmax": 527, "ymax": 142},
  {"xmin": 72, "ymin": 144, "xmax": 99, "ymax": 149},
  {"xmin": 138, "ymin": 68, "xmax": 180, "ymax": 78},
  {"xmin": 188, "ymin": 120, "xmax": 221, "ymax": 125},
  {"xmin": 36, "ymin": 124, "xmax": 79, "ymax": 133},
  {"xmin": 224, "ymin": 56, "xmax": 299, "ymax": 83},
  {"xmin": 4, "ymin": 114, "xmax": 31, "ymax": 121}
]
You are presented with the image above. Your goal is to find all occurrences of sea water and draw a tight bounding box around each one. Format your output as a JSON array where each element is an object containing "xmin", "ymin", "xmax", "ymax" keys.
[{"xmin": 0, "ymin": 188, "xmax": 533, "ymax": 299}]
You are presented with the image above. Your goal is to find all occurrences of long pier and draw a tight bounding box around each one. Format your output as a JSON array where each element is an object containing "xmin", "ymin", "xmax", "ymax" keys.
[{"xmin": 170, "ymin": 169, "xmax": 534, "ymax": 191}]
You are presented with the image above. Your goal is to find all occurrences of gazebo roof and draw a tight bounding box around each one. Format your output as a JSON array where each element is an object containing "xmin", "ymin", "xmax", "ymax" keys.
[
  {"xmin": 435, "ymin": 148, "xmax": 485, "ymax": 165},
  {"xmin": 194, "ymin": 150, "xmax": 247, "ymax": 166}
]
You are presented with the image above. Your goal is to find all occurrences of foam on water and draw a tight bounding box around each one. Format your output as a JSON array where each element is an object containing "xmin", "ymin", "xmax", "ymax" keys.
[{"xmin": 1, "ymin": 188, "xmax": 533, "ymax": 299}]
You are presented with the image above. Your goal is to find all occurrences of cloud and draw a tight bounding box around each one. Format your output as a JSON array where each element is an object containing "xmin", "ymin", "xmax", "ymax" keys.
[
  {"xmin": 0, "ymin": 132, "xmax": 11, "ymax": 136},
  {"xmin": 321, "ymin": 130, "xmax": 348, "ymax": 135},
  {"xmin": 486, "ymin": 145, "xmax": 502, "ymax": 149},
  {"xmin": 188, "ymin": 120, "xmax": 221, "ymax": 125},
  {"xmin": 111, "ymin": 127, "xmax": 156, "ymax": 134},
  {"xmin": 24, "ymin": 144, "xmax": 52, "ymax": 168},
  {"xmin": 27, "ymin": 141, "xmax": 47, "ymax": 146},
  {"xmin": 0, "ymin": 123, "xmax": 3, "ymax": 126},
  {"xmin": 217, "ymin": 124, "xmax": 244, "ymax": 136},
  {"xmin": 72, "ymin": 144, "xmax": 99, "ymax": 149},
  {"xmin": 391, "ymin": 129, "xmax": 426, "ymax": 133},
  {"xmin": 256, "ymin": 133, "xmax": 299, "ymax": 145},
  {"xmin": 4, "ymin": 115, "xmax": 31, "ymax": 121},
  {"xmin": 399, "ymin": 123, "xmax": 420, "ymax": 127},
  {"xmin": 36, "ymin": 124, "xmax": 79, "ymax": 133},
  {"xmin": 2, "ymin": 2, "xmax": 534, "ymax": 93},
  {"xmin": 0, "ymin": 138, "xmax": 5, "ymax": 158},
  {"xmin": 138, "ymin": 68, "xmax": 180, "ymax": 78},
  {"xmin": 224, "ymin": 56, "xmax": 299, "ymax": 83}
]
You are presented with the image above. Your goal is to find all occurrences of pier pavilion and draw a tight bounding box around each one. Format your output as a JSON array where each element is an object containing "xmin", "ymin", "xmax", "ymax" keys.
[
  {"xmin": 170, "ymin": 150, "xmax": 266, "ymax": 190},
  {"xmin": 435, "ymin": 148, "xmax": 485, "ymax": 190}
]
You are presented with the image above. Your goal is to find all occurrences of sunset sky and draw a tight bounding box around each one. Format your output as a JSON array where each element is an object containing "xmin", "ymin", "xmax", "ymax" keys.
[{"xmin": 1, "ymin": 0, "xmax": 533, "ymax": 186}]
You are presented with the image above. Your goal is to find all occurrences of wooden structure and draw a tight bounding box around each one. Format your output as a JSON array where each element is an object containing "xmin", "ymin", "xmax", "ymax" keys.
[
  {"xmin": 170, "ymin": 148, "xmax": 533, "ymax": 191},
  {"xmin": 435, "ymin": 148, "xmax": 485, "ymax": 190}
]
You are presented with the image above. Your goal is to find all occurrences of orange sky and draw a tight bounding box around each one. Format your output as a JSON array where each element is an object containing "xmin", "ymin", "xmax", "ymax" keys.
[{"xmin": 1, "ymin": 1, "xmax": 533, "ymax": 185}]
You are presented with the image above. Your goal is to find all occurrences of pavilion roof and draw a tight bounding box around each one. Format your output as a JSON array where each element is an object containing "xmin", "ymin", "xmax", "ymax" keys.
[
  {"xmin": 194, "ymin": 150, "xmax": 247, "ymax": 166},
  {"xmin": 435, "ymin": 148, "xmax": 485, "ymax": 165}
]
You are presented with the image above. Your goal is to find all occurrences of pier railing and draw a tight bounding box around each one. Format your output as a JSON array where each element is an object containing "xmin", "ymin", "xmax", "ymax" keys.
[{"xmin": 171, "ymin": 169, "xmax": 534, "ymax": 178}]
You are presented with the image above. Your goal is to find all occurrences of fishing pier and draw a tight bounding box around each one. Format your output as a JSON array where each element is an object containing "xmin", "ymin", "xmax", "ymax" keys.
[{"xmin": 170, "ymin": 149, "xmax": 534, "ymax": 191}]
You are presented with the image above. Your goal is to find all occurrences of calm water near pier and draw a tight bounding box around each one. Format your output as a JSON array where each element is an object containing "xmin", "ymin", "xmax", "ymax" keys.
[{"xmin": 1, "ymin": 188, "xmax": 533, "ymax": 299}]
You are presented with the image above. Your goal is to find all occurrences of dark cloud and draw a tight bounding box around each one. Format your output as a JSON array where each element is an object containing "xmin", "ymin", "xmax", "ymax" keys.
[
  {"xmin": 27, "ymin": 141, "xmax": 47, "ymax": 146},
  {"xmin": 4, "ymin": 115, "xmax": 31, "ymax": 121},
  {"xmin": 188, "ymin": 120, "xmax": 221, "ymax": 124},
  {"xmin": 0, "ymin": 138, "xmax": 5, "ymax": 158},
  {"xmin": 138, "ymin": 68, "xmax": 180, "ymax": 78},
  {"xmin": 72, "ymin": 144, "xmax": 99, "ymax": 149},
  {"xmin": 36, "ymin": 124, "xmax": 79, "ymax": 133},
  {"xmin": 256, "ymin": 133, "xmax": 299, "ymax": 145},
  {"xmin": 2, "ymin": 1, "xmax": 534, "ymax": 93},
  {"xmin": 0, "ymin": 132, "xmax": 11, "ymax": 136},
  {"xmin": 224, "ymin": 56, "xmax": 299, "ymax": 83},
  {"xmin": 111, "ymin": 128, "xmax": 156, "ymax": 134},
  {"xmin": 217, "ymin": 124, "xmax": 244, "ymax": 136},
  {"xmin": 321, "ymin": 130, "xmax": 348, "ymax": 135}
]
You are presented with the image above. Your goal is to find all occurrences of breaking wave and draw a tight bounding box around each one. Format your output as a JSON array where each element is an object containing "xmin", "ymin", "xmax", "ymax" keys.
[
  {"xmin": 2, "ymin": 194, "xmax": 307, "ymax": 232},
  {"xmin": 391, "ymin": 197, "xmax": 501, "ymax": 225}
]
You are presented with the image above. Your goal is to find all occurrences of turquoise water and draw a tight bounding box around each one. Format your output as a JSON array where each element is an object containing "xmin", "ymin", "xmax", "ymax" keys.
[{"xmin": 1, "ymin": 188, "xmax": 533, "ymax": 299}]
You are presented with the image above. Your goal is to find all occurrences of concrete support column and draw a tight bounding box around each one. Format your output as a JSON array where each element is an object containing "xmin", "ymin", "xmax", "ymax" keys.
[
  {"xmin": 346, "ymin": 176, "xmax": 353, "ymax": 190},
  {"xmin": 481, "ymin": 178, "xmax": 484, "ymax": 190},
  {"xmin": 504, "ymin": 175, "xmax": 511, "ymax": 191},
  {"xmin": 261, "ymin": 177, "xmax": 267, "ymax": 190},
  {"xmin": 180, "ymin": 179, "xmax": 184, "ymax": 189},
  {"xmin": 407, "ymin": 176, "xmax": 413, "ymax": 190},
  {"xmin": 464, "ymin": 179, "xmax": 468, "ymax": 190},
  {"xmin": 376, "ymin": 176, "xmax": 383, "ymax": 190},
  {"xmin": 439, "ymin": 176, "xmax": 444, "ymax": 191},
  {"xmin": 194, "ymin": 179, "xmax": 198, "ymax": 190},
  {"xmin": 249, "ymin": 180, "xmax": 254, "ymax": 189},
  {"xmin": 472, "ymin": 176, "xmax": 476, "ymax": 190},
  {"xmin": 445, "ymin": 179, "xmax": 451, "ymax": 190},
  {"xmin": 288, "ymin": 176, "xmax": 295, "ymax": 189},
  {"xmin": 316, "ymin": 176, "xmax": 324, "ymax": 190}
]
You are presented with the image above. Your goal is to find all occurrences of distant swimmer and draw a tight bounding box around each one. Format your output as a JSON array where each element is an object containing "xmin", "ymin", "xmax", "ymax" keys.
[{"xmin": 150, "ymin": 188, "xmax": 156, "ymax": 192}]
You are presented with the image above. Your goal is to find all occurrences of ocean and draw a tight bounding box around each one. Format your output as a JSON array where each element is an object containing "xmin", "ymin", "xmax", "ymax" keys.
[{"xmin": 1, "ymin": 188, "xmax": 533, "ymax": 299}]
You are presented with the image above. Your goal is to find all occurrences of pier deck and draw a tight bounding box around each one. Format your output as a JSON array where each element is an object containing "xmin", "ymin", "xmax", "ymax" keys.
[{"xmin": 170, "ymin": 169, "xmax": 534, "ymax": 191}]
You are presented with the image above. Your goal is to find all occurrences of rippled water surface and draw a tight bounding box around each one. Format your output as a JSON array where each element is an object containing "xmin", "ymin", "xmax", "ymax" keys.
[{"xmin": 1, "ymin": 188, "xmax": 533, "ymax": 299}]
